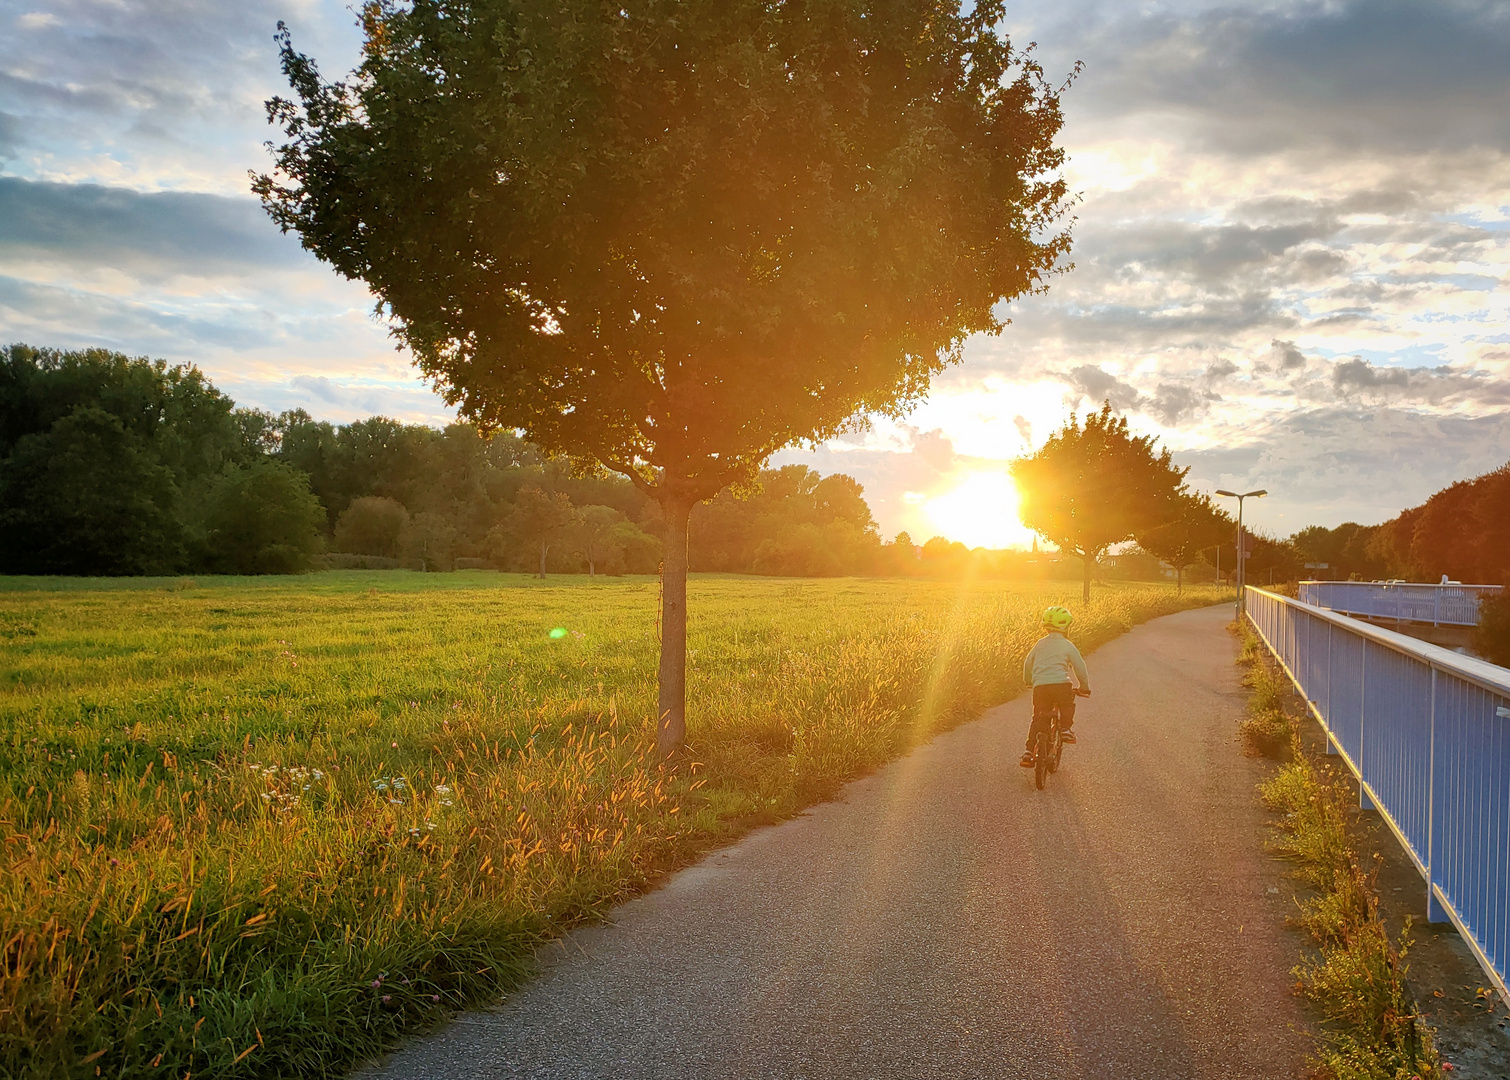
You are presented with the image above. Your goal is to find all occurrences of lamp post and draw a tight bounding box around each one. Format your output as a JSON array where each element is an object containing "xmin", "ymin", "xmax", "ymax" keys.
[{"xmin": 1215, "ymin": 488, "xmax": 1267, "ymax": 618}]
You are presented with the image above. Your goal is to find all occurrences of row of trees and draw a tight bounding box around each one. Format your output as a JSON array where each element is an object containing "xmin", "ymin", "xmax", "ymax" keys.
[
  {"xmin": 0, "ymin": 345, "xmax": 324, "ymax": 575},
  {"xmin": 4, "ymin": 343, "xmax": 1314, "ymax": 589},
  {"xmin": 0, "ymin": 346, "xmax": 902, "ymax": 579},
  {"xmin": 1011, "ymin": 405, "xmax": 1235, "ymax": 602},
  {"xmin": 1292, "ymin": 464, "xmax": 1510, "ymax": 584},
  {"xmin": 30, "ymin": 342, "xmax": 1503, "ymax": 592}
]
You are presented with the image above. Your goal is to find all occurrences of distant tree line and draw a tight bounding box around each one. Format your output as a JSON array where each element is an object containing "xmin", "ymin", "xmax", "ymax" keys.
[
  {"xmin": 0, "ymin": 346, "xmax": 899, "ymax": 578},
  {"xmin": 1292, "ymin": 464, "xmax": 1510, "ymax": 585},
  {"xmin": 0, "ymin": 345, "xmax": 320, "ymax": 575}
]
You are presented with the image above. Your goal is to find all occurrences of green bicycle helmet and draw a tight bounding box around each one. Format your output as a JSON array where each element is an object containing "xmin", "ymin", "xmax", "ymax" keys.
[{"xmin": 1042, "ymin": 605, "xmax": 1074, "ymax": 631}]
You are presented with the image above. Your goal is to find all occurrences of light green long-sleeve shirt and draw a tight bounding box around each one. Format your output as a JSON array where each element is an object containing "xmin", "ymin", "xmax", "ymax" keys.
[{"xmin": 1023, "ymin": 631, "xmax": 1090, "ymax": 690}]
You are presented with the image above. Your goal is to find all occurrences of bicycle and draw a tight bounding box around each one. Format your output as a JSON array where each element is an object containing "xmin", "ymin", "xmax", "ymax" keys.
[{"xmin": 1033, "ymin": 688, "xmax": 1090, "ymax": 791}]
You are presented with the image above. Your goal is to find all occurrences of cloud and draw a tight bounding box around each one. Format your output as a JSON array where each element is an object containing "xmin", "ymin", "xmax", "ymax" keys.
[
  {"xmin": 1066, "ymin": 364, "xmax": 1143, "ymax": 411},
  {"xmin": 0, "ymin": 177, "xmax": 303, "ymax": 278},
  {"xmin": 0, "ymin": 0, "xmax": 365, "ymax": 193},
  {"xmin": 1262, "ymin": 340, "xmax": 1308, "ymax": 374},
  {"xmin": 1058, "ymin": 362, "xmax": 1222, "ymax": 427},
  {"xmin": 1178, "ymin": 406, "xmax": 1510, "ymax": 529},
  {"xmin": 1070, "ymin": 0, "xmax": 1510, "ymax": 157},
  {"xmin": 262, "ymin": 375, "xmax": 451, "ymax": 423},
  {"xmin": 0, "ymin": 112, "xmax": 19, "ymax": 160},
  {"xmin": 1147, "ymin": 382, "xmax": 1214, "ymax": 426},
  {"xmin": 0, "ymin": 274, "xmax": 276, "ymax": 352},
  {"xmin": 1329, "ymin": 356, "xmax": 1510, "ymax": 405}
]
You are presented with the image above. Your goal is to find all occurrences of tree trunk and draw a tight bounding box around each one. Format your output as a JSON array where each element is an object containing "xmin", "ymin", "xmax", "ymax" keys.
[
  {"xmin": 588, "ymin": 554, "xmax": 595, "ymax": 577},
  {"xmin": 657, "ymin": 496, "xmax": 691, "ymax": 758},
  {"xmin": 538, "ymin": 541, "xmax": 548, "ymax": 579},
  {"xmin": 1082, "ymin": 552, "xmax": 1092, "ymax": 606},
  {"xmin": 1176, "ymin": 562, "xmax": 1183, "ymax": 595}
]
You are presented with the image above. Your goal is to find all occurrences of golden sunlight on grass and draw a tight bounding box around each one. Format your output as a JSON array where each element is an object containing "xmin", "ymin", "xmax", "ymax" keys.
[{"xmin": 0, "ymin": 572, "xmax": 1223, "ymax": 1077}]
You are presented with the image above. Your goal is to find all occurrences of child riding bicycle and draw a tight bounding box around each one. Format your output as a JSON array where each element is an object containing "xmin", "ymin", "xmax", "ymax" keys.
[{"xmin": 1019, "ymin": 605, "xmax": 1091, "ymax": 768}]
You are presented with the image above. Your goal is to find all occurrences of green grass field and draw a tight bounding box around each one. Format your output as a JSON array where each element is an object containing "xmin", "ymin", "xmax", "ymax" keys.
[{"xmin": 0, "ymin": 571, "xmax": 1225, "ymax": 1078}]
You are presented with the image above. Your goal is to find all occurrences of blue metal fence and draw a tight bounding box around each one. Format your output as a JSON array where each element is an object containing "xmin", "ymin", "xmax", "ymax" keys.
[
  {"xmin": 1245, "ymin": 586, "xmax": 1510, "ymax": 997},
  {"xmin": 1298, "ymin": 580, "xmax": 1503, "ymax": 627}
]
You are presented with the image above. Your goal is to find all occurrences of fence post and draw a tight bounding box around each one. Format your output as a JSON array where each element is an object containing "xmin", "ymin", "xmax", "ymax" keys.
[
  {"xmin": 1325, "ymin": 621, "xmax": 1339, "ymax": 754},
  {"xmin": 1358, "ymin": 640, "xmax": 1373, "ymax": 809},
  {"xmin": 1426, "ymin": 665, "xmax": 1449, "ymax": 923}
]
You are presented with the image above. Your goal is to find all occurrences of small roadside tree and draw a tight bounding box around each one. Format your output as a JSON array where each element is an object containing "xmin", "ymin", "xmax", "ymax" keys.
[
  {"xmin": 256, "ymin": 1, "xmax": 1072, "ymax": 755},
  {"xmin": 493, "ymin": 486, "xmax": 576, "ymax": 579},
  {"xmin": 571, "ymin": 505, "xmax": 626, "ymax": 578},
  {"xmin": 334, "ymin": 495, "xmax": 409, "ymax": 558},
  {"xmin": 1012, "ymin": 404, "xmax": 1189, "ymax": 604},
  {"xmin": 404, "ymin": 511, "xmax": 458, "ymax": 571},
  {"xmin": 1136, "ymin": 492, "xmax": 1232, "ymax": 594}
]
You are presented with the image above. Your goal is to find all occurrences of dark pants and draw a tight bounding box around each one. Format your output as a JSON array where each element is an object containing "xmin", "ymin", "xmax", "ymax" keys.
[{"xmin": 1027, "ymin": 683, "xmax": 1076, "ymax": 751}]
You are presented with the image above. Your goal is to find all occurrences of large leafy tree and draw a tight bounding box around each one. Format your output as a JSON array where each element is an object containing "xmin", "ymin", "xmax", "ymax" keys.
[
  {"xmin": 1136, "ymin": 491, "xmax": 1231, "ymax": 594},
  {"xmin": 0, "ymin": 406, "xmax": 184, "ymax": 575},
  {"xmin": 1012, "ymin": 404, "xmax": 1188, "ymax": 604},
  {"xmin": 255, "ymin": 0, "xmax": 1073, "ymax": 754},
  {"xmin": 198, "ymin": 460, "xmax": 327, "ymax": 574}
]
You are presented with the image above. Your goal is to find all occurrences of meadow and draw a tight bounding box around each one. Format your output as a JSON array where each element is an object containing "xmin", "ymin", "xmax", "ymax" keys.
[{"xmin": 0, "ymin": 571, "xmax": 1225, "ymax": 1078}]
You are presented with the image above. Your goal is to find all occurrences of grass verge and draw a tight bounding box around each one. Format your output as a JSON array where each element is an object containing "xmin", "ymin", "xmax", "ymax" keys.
[
  {"xmin": 2, "ymin": 573, "xmax": 1223, "ymax": 1078},
  {"xmin": 1236, "ymin": 621, "xmax": 1444, "ymax": 1080}
]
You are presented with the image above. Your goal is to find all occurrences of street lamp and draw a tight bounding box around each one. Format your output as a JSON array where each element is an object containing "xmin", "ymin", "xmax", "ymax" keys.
[{"xmin": 1215, "ymin": 488, "xmax": 1267, "ymax": 617}]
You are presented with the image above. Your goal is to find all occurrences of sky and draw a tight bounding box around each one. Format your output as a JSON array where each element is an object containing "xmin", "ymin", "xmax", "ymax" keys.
[{"xmin": 2, "ymin": 0, "xmax": 1508, "ymax": 548}]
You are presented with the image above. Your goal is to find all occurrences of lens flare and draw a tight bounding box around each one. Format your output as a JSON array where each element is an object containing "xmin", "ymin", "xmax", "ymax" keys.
[{"xmin": 548, "ymin": 627, "xmax": 569, "ymax": 639}]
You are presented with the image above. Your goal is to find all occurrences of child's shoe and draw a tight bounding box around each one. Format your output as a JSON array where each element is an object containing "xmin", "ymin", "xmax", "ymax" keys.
[
  {"xmin": 1060, "ymin": 729, "xmax": 1077, "ymax": 744},
  {"xmin": 1019, "ymin": 751, "xmax": 1036, "ymax": 768}
]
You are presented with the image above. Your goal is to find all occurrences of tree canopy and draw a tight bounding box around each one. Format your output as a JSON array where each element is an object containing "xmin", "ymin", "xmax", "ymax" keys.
[
  {"xmin": 1012, "ymin": 403, "xmax": 1189, "ymax": 603},
  {"xmin": 0, "ymin": 345, "xmax": 318, "ymax": 576},
  {"xmin": 256, "ymin": 0, "xmax": 1075, "ymax": 753},
  {"xmin": 1136, "ymin": 491, "xmax": 1231, "ymax": 594}
]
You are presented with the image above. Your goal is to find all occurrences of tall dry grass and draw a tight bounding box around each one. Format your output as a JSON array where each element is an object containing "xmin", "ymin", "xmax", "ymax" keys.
[{"xmin": 1238, "ymin": 621, "xmax": 1443, "ymax": 1080}]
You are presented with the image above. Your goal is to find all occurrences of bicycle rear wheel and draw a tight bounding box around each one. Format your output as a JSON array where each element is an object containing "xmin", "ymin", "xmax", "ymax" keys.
[{"xmin": 1034, "ymin": 728, "xmax": 1051, "ymax": 789}]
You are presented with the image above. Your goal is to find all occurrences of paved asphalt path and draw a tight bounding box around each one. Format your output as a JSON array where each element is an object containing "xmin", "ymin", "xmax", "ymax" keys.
[{"xmin": 364, "ymin": 604, "xmax": 1310, "ymax": 1079}]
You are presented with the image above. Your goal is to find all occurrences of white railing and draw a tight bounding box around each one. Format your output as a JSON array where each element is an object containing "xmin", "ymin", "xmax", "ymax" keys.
[
  {"xmin": 1299, "ymin": 580, "xmax": 1504, "ymax": 627},
  {"xmin": 1246, "ymin": 586, "xmax": 1510, "ymax": 998}
]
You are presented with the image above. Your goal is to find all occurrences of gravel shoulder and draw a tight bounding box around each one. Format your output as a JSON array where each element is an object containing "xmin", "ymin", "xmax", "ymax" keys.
[{"xmin": 360, "ymin": 603, "xmax": 1311, "ymax": 1079}]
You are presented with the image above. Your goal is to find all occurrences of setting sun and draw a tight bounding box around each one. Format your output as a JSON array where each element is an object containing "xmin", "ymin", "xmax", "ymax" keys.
[{"xmin": 922, "ymin": 471, "xmax": 1038, "ymax": 550}]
